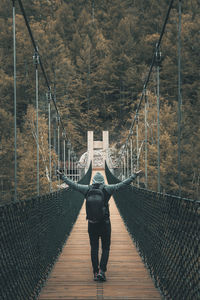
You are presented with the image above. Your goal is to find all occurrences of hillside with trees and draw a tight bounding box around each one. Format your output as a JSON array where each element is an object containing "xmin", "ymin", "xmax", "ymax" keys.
[{"xmin": 0, "ymin": 0, "xmax": 199, "ymax": 202}]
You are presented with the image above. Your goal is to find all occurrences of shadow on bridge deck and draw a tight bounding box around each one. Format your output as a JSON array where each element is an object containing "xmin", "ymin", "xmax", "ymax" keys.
[{"xmin": 38, "ymin": 171, "xmax": 161, "ymax": 300}]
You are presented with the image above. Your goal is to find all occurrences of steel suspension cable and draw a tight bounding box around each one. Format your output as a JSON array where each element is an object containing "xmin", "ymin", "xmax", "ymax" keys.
[
  {"xmin": 16, "ymin": 0, "xmax": 77, "ymax": 187},
  {"xmin": 47, "ymin": 91, "xmax": 52, "ymax": 192},
  {"xmin": 119, "ymin": 0, "xmax": 175, "ymax": 163},
  {"xmin": 17, "ymin": 0, "xmax": 66, "ymax": 135}
]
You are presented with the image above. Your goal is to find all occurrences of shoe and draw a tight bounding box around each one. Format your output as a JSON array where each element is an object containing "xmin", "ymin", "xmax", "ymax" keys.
[
  {"xmin": 93, "ymin": 272, "xmax": 99, "ymax": 281},
  {"xmin": 97, "ymin": 270, "xmax": 106, "ymax": 281}
]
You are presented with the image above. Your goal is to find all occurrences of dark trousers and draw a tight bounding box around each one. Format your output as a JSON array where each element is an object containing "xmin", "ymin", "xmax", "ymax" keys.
[{"xmin": 88, "ymin": 220, "xmax": 111, "ymax": 274}]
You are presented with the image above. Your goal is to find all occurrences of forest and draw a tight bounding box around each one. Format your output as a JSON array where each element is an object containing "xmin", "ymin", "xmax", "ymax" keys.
[{"xmin": 0, "ymin": 0, "xmax": 199, "ymax": 203}]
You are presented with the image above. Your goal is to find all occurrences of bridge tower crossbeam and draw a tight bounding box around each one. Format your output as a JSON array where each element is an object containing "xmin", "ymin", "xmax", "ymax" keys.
[{"xmin": 87, "ymin": 131, "xmax": 109, "ymax": 170}]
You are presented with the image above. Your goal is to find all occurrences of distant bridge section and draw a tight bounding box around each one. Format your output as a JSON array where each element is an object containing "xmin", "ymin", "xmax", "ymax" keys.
[{"xmin": 79, "ymin": 131, "xmax": 112, "ymax": 172}]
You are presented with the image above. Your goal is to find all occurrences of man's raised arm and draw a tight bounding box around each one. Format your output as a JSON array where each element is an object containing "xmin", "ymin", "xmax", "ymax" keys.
[
  {"xmin": 105, "ymin": 170, "xmax": 143, "ymax": 195},
  {"xmin": 57, "ymin": 170, "xmax": 89, "ymax": 196}
]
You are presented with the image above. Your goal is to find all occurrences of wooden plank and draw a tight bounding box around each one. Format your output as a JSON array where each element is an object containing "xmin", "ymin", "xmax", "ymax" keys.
[{"xmin": 38, "ymin": 171, "xmax": 161, "ymax": 300}]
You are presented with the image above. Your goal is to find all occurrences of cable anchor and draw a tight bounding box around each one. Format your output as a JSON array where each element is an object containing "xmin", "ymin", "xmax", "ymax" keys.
[
  {"xmin": 136, "ymin": 111, "xmax": 139, "ymax": 124},
  {"xmin": 46, "ymin": 87, "xmax": 52, "ymax": 103},
  {"xmin": 57, "ymin": 114, "xmax": 60, "ymax": 125},
  {"xmin": 33, "ymin": 46, "xmax": 40, "ymax": 66},
  {"xmin": 62, "ymin": 129, "xmax": 66, "ymax": 139},
  {"xmin": 155, "ymin": 43, "xmax": 162, "ymax": 66}
]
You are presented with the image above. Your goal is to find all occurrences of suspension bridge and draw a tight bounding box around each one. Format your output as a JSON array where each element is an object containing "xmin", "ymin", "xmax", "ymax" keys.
[{"xmin": 0, "ymin": 0, "xmax": 199, "ymax": 299}]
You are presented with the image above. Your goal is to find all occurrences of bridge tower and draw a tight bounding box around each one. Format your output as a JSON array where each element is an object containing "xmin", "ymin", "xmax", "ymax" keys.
[{"xmin": 87, "ymin": 131, "xmax": 109, "ymax": 170}]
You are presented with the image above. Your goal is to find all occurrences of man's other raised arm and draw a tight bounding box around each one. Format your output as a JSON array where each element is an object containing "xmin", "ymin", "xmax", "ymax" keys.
[
  {"xmin": 105, "ymin": 170, "xmax": 143, "ymax": 195},
  {"xmin": 57, "ymin": 170, "xmax": 89, "ymax": 196}
]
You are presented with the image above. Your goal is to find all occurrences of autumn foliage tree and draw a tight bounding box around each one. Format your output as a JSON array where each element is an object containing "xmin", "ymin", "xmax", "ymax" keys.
[
  {"xmin": 0, "ymin": 0, "xmax": 199, "ymax": 202},
  {"xmin": 17, "ymin": 105, "xmax": 58, "ymax": 200}
]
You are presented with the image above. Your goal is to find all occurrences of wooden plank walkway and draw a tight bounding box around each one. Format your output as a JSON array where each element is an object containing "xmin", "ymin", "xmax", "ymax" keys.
[{"xmin": 39, "ymin": 171, "xmax": 161, "ymax": 300}]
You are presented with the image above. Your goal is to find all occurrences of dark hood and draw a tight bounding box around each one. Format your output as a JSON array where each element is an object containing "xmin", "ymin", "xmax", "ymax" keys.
[{"xmin": 92, "ymin": 172, "xmax": 105, "ymax": 184}]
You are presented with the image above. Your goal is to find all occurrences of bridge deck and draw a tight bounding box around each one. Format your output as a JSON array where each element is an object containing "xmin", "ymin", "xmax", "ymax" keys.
[{"xmin": 39, "ymin": 171, "xmax": 161, "ymax": 300}]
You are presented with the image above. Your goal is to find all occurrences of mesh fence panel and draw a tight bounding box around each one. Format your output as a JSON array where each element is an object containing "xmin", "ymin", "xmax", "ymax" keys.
[
  {"xmin": 0, "ymin": 165, "xmax": 91, "ymax": 300},
  {"xmin": 105, "ymin": 163, "xmax": 199, "ymax": 300}
]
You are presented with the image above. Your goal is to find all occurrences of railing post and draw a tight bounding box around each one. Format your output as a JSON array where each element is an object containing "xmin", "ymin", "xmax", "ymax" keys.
[{"xmin": 12, "ymin": 0, "xmax": 17, "ymax": 201}]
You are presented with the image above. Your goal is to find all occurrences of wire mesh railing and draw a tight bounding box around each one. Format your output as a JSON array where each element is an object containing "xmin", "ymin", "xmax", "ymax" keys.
[
  {"xmin": 105, "ymin": 163, "xmax": 199, "ymax": 300},
  {"xmin": 0, "ymin": 164, "xmax": 91, "ymax": 300}
]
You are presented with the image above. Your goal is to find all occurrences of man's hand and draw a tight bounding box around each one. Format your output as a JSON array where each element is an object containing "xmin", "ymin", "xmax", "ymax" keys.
[
  {"xmin": 57, "ymin": 170, "xmax": 63, "ymax": 176},
  {"xmin": 134, "ymin": 170, "xmax": 143, "ymax": 177}
]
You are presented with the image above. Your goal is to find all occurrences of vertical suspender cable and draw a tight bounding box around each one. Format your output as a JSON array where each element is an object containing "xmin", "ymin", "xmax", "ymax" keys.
[
  {"xmin": 156, "ymin": 45, "xmax": 161, "ymax": 193},
  {"xmin": 145, "ymin": 89, "xmax": 148, "ymax": 188},
  {"xmin": 127, "ymin": 147, "xmax": 129, "ymax": 177},
  {"xmin": 130, "ymin": 138, "xmax": 133, "ymax": 175},
  {"xmin": 87, "ymin": 51, "xmax": 91, "ymax": 129},
  {"xmin": 57, "ymin": 115, "xmax": 60, "ymax": 188},
  {"xmin": 71, "ymin": 153, "xmax": 73, "ymax": 180},
  {"xmin": 74, "ymin": 155, "xmax": 76, "ymax": 181},
  {"xmin": 123, "ymin": 156, "xmax": 126, "ymax": 179},
  {"xmin": 63, "ymin": 131, "xmax": 66, "ymax": 175},
  {"xmin": 67, "ymin": 141, "xmax": 71, "ymax": 178},
  {"xmin": 178, "ymin": 0, "xmax": 182, "ymax": 197},
  {"xmin": 33, "ymin": 49, "xmax": 39, "ymax": 196},
  {"xmin": 47, "ymin": 90, "xmax": 52, "ymax": 192},
  {"xmin": 53, "ymin": 70, "xmax": 57, "ymax": 177},
  {"xmin": 121, "ymin": 160, "xmax": 123, "ymax": 180},
  {"xmin": 92, "ymin": 0, "xmax": 95, "ymax": 23},
  {"xmin": 63, "ymin": 140, "xmax": 66, "ymax": 175},
  {"xmin": 53, "ymin": 117, "xmax": 57, "ymax": 175},
  {"xmin": 68, "ymin": 147, "xmax": 71, "ymax": 179},
  {"xmin": 136, "ymin": 113, "xmax": 140, "ymax": 187},
  {"xmin": 74, "ymin": 154, "xmax": 77, "ymax": 182},
  {"xmin": 12, "ymin": 0, "xmax": 17, "ymax": 201}
]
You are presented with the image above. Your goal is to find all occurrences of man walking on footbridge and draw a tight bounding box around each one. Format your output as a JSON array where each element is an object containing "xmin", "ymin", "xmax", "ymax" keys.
[{"xmin": 57, "ymin": 169, "xmax": 142, "ymax": 282}]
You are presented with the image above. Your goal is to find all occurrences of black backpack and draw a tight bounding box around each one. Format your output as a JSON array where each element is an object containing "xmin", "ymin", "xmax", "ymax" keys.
[{"xmin": 86, "ymin": 184, "xmax": 106, "ymax": 222}]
